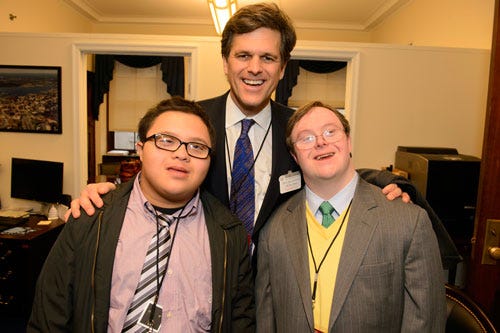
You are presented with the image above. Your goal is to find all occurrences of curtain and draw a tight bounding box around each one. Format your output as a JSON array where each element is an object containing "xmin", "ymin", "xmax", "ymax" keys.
[
  {"xmin": 275, "ymin": 60, "xmax": 347, "ymax": 106},
  {"xmin": 91, "ymin": 55, "xmax": 185, "ymax": 119}
]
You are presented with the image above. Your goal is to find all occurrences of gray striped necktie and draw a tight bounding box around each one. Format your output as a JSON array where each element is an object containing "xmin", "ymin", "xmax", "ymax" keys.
[{"xmin": 122, "ymin": 215, "xmax": 171, "ymax": 332}]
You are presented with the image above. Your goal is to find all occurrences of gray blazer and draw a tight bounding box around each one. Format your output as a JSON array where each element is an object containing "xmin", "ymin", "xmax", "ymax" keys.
[{"xmin": 256, "ymin": 177, "xmax": 446, "ymax": 332}]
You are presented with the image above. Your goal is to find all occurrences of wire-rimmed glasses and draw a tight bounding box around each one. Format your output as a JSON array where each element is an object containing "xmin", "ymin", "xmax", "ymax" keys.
[{"xmin": 293, "ymin": 128, "xmax": 344, "ymax": 150}]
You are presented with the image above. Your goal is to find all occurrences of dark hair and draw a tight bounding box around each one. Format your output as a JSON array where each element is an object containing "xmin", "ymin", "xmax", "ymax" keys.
[
  {"xmin": 221, "ymin": 2, "xmax": 297, "ymax": 65},
  {"xmin": 286, "ymin": 101, "xmax": 351, "ymax": 154},
  {"xmin": 138, "ymin": 96, "xmax": 216, "ymax": 149}
]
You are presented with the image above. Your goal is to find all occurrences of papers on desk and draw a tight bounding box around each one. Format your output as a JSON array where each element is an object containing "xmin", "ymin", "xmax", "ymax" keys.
[
  {"xmin": 0, "ymin": 210, "xmax": 30, "ymax": 218},
  {"xmin": 107, "ymin": 150, "xmax": 130, "ymax": 155},
  {"xmin": 1, "ymin": 226, "xmax": 36, "ymax": 235},
  {"xmin": 0, "ymin": 210, "xmax": 30, "ymax": 229}
]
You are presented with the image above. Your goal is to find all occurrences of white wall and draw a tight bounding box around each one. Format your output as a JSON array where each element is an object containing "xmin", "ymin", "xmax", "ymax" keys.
[{"xmin": 0, "ymin": 32, "xmax": 490, "ymax": 210}]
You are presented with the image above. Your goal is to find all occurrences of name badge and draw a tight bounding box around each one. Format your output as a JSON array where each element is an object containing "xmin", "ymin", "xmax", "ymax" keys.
[
  {"xmin": 279, "ymin": 171, "xmax": 301, "ymax": 194},
  {"xmin": 138, "ymin": 302, "xmax": 163, "ymax": 332}
]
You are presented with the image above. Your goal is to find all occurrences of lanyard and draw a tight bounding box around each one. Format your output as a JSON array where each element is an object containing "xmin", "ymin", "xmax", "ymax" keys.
[{"xmin": 306, "ymin": 200, "xmax": 352, "ymax": 304}]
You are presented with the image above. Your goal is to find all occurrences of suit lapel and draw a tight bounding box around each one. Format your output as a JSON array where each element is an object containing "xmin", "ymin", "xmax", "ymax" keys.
[
  {"xmin": 328, "ymin": 180, "xmax": 379, "ymax": 328},
  {"xmin": 282, "ymin": 190, "xmax": 315, "ymax": 329}
]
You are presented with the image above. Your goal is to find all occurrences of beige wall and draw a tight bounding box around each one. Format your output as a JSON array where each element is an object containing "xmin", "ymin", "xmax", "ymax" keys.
[
  {"xmin": 0, "ymin": 0, "xmax": 92, "ymax": 33},
  {"xmin": 0, "ymin": 34, "xmax": 80, "ymax": 211},
  {"xmin": 371, "ymin": 0, "xmax": 495, "ymax": 48},
  {"xmin": 0, "ymin": 0, "xmax": 494, "ymax": 209},
  {"xmin": 0, "ymin": 33, "xmax": 490, "ymax": 210},
  {"xmin": 351, "ymin": 44, "xmax": 489, "ymax": 169},
  {"xmin": 1, "ymin": 0, "xmax": 494, "ymax": 49},
  {"xmin": 0, "ymin": 33, "xmax": 227, "ymax": 210}
]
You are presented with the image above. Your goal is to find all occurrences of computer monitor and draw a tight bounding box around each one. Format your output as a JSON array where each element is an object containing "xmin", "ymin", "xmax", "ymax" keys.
[
  {"xmin": 114, "ymin": 131, "xmax": 139, "ymax": 151},
  {"xmin": 10, "ymin": 157, "xmax": 64, "ymax": 204}
]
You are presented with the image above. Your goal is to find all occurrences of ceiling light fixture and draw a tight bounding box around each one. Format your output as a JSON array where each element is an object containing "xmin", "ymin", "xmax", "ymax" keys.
[{"xmin": 207, "ymin": 0, "xmax": 238, "ymax": 35}]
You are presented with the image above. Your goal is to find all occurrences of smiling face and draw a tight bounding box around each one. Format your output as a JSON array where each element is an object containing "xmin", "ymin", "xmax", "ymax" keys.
[
  {"xmin": 290, "ymin": 106, "xmax": 355, "ymax": 198},
  {"xmin": 223, "ymin": 27, "xmax": 286, "ymax": 116},
  {"xmin": 136, "ymin": 111, "xmax": 212, "ymax": 208}
]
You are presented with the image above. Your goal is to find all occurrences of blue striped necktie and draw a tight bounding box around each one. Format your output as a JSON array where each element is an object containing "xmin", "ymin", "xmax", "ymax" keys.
[{"xmin": 230, "ymin": 119, "xmax": 255, "ymax": 245}]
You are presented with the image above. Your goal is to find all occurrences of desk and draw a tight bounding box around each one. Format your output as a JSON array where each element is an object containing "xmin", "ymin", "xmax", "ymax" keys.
[{"xmin": 0, "ymin": 216, "xmax": 64, "ymax": 317}]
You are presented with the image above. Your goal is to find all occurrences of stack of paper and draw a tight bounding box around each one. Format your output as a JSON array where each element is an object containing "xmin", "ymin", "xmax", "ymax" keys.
[{"xmin": 0, "ymin": 210, "xmax": 30, "ymax": 218}]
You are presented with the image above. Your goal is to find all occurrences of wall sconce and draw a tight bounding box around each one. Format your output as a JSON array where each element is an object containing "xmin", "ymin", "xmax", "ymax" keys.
[{"xmin": 207, "ymin": 0, "xmax": 238, "ymax": 35}]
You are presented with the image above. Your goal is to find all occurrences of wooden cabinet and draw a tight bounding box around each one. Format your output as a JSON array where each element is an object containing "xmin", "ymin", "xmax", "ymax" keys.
[{"xmin": 0, "ymin": 217, "xmax": 64, "ymax": 317}]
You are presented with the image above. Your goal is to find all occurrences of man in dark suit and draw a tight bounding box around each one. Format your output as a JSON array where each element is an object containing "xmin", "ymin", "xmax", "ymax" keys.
[
  {"xmin": 198, "ymin": 92, "xmax": 299, "ymax": 247},
  {"xmin": 69, "ymin": 3, "xmax": 457, "ymax": 265},
  {"xmin": 256, "ymin": 101, "xmax": 446, "ymax": 332}
]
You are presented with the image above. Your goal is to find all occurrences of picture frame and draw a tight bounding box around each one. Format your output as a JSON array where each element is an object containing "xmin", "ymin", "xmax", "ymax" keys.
[{"xmin": 0, "ymin": 65, "xmax": 62, "ymax": 134}]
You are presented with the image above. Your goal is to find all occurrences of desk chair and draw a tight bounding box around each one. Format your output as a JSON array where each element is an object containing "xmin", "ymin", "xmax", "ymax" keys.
[{"xmin": 446, "ymin": 284, "xmax": 498, "ymax": 333}]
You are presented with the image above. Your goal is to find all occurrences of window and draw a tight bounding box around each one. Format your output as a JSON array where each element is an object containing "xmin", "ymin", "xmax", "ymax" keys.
[
  {"xmin": 288, "ymin": 66, "xmax": 347, "ymax": 109},
  {"xmin": 108, "ymin": 62, "xmax": 170, "ymax": 132}
]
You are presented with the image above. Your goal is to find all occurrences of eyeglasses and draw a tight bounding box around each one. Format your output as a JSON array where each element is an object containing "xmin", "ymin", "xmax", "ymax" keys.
[
  {"xmin": 145, "ymin": 133, "xmax": 212, "ymax": 159},
  {"xmin": 293, "ymin": 128, "xmax": 345, "ymax": 150}
]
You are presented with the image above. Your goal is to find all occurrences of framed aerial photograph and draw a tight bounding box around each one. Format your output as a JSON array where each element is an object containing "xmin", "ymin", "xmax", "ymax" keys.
[{"xmin": 0, "ymin": 65, "xmax": 62, "ymax": 134}]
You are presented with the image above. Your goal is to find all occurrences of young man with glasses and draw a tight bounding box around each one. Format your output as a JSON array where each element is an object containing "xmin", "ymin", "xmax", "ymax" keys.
[
  {"xmin": 255, "ymin": 101, "xmax": 445, "ymax": 332},
  {"xmin": 28, "ymin": 97, "xmax": 255, "ymax": 332}
]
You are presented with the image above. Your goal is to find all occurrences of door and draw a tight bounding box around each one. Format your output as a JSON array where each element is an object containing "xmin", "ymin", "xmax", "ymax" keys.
[{"xmin": 466, "ymin": 0, "xmax": 500, "ymax": 328}]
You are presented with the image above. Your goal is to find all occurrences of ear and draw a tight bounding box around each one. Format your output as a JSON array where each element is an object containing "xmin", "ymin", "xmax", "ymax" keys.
[
  {"xmin": 279, "ymin": 61, "xmax": 287, "ymax": 80},
  {"xmin": 346, "ymin": 136, "xmax": 353, "ymax": 158},
  {"xmin": 222, "ymin": 56, "xmax": 229, "ymax": 75},
  {"xmin": 136, "ymin": 142, "xmax": 144, "ymax": 162},
  {"xmin": 291, "ymin": 150, "xmax": 298, "ymax": 164}
]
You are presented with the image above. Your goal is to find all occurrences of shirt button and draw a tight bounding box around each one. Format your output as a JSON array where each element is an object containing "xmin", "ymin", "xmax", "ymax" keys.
[
  {"xmin": 167, "ymin": 269, "xmax": 173, "ymax": 275},
  {"xmin": 166, "ymin": 311, "xmax": 172, "ymax": 318}
]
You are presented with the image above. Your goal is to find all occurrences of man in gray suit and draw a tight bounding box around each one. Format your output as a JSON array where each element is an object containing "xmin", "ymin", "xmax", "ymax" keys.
[{"xmin": 256, "ymin": 101, "xmax": 446, "ymax": 332}]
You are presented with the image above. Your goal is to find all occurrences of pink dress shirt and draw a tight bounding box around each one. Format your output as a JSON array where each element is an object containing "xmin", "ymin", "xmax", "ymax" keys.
[{"xmin": 108, "ymin": 176, "xmax": 212, "ymax": 332}]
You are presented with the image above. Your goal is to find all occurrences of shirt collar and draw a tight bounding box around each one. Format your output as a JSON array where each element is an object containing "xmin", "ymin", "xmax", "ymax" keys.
[
  {"xmin": 306, "ymin": 172, "xmax": 359, "ymax": 217},
  {"xmin": 132, "ymin": 172, "xmax": 200, "ymax": 225},
  {"xmin": 225, "ymin": 93, "xmax": 271, "ymax": 130}
]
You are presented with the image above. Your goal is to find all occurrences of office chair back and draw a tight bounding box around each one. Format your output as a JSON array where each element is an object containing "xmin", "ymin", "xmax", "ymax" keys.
[{"xmin": 446, "ymin": 284, "xmax": 498, "ymax": 333}]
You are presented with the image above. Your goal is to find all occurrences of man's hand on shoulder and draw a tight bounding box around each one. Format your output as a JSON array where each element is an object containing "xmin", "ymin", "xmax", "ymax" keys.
[
  {"xmin": 64, "ymin": 182, "xmax": 117, "ymax": 221},
  {"xmin": 382, "ymin": 183, "xmax": 411, "ymax": 203}
]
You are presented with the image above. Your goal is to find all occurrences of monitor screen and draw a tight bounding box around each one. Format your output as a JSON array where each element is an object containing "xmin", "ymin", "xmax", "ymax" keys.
[
  {"xmin": 114, "ymin": 131, "xmax": 139, "ymax": 151},
  {"xmin": 11, "ymin": 157, "xmax": 64, "ymax": 203}
]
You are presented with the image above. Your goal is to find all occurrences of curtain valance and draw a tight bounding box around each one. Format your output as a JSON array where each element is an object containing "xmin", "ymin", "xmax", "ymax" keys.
[
  {"xmin": 92, "ymin": 55, "xmax": 184, "ymax": 119},
  {"xmin": 275, "ymin": 60, "xmax": 347, "ymax": 106}
]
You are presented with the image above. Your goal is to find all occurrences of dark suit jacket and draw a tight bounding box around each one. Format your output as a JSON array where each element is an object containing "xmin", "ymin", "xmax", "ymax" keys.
[
  {"xmin": 256, "ymin": 179, "xmax": 446, "ymax": 332},
  {"xmin": 198, "ymin": 92, "xmax": 460, "ymax": 268},
  {"xmin": 199, "ymin": 92, "xmax": 299, "ymax": 245}
]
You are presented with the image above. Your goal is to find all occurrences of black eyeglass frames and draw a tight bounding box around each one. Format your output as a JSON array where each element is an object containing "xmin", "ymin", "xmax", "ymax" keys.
[{"xmin": 144, "ymin": 133, "xmax": 212, "ymax": 159}]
